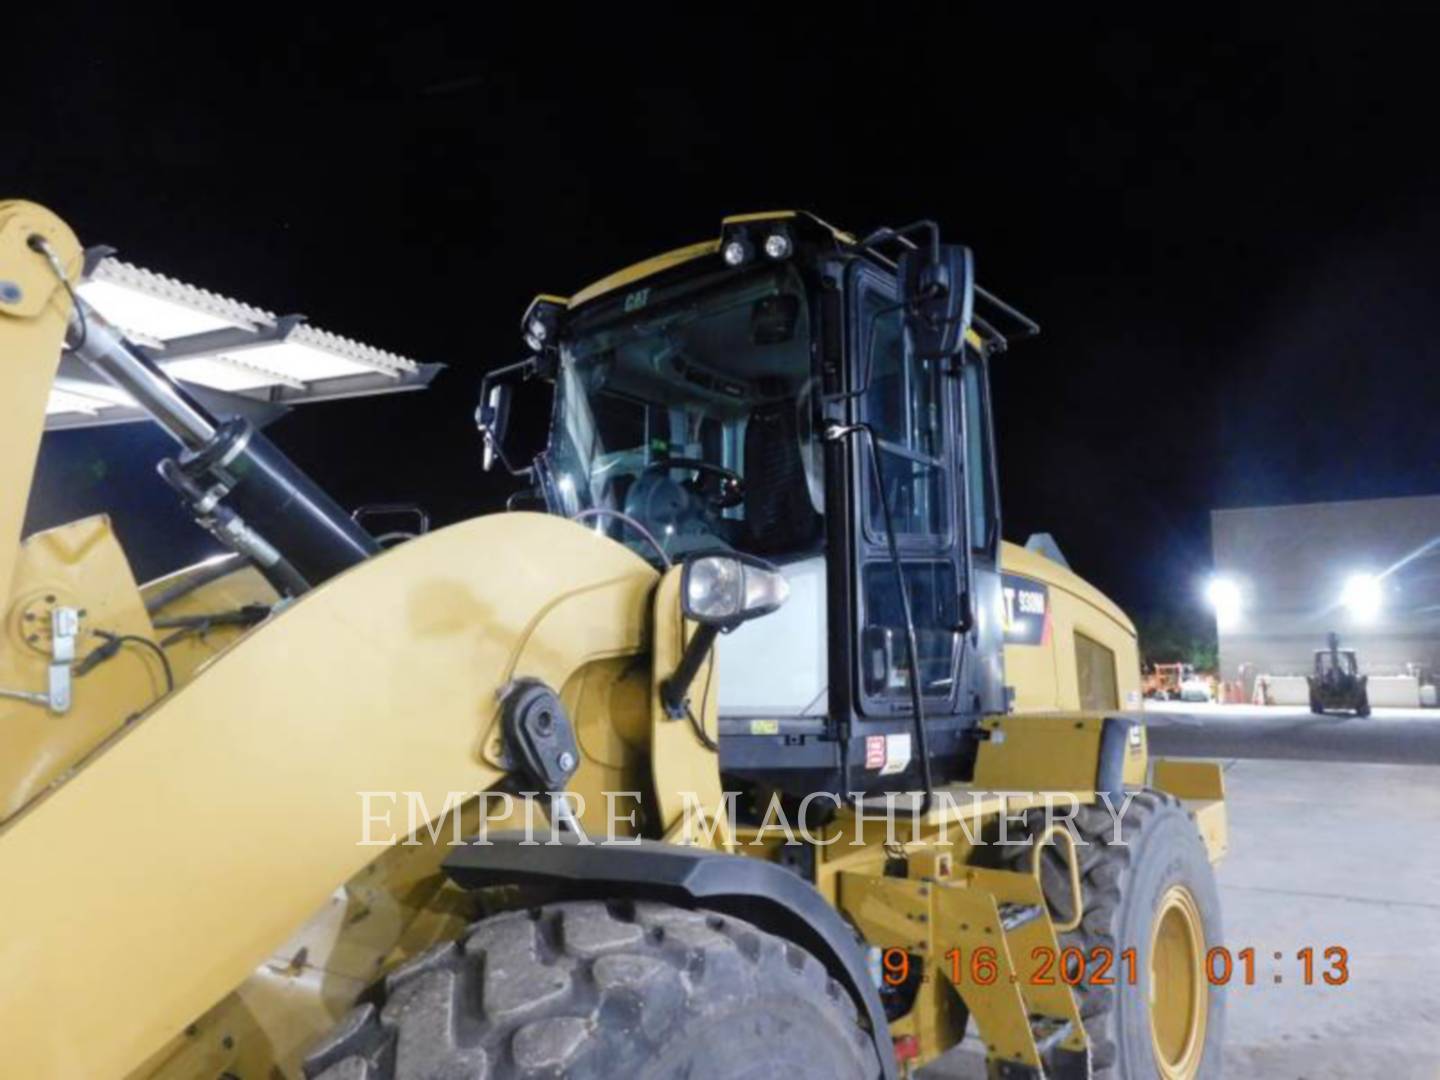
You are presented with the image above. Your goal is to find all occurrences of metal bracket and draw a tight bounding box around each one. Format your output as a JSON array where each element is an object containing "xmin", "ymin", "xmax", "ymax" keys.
[
  {"xmin": 499, "ymin": 678, "xmax": 585, "ymax": 836},
  {"xmin": 0, "ymin": 606, "xmax": 78, "ymax": 714},
  {"xmin": 138, "ymin": 313, "xmax": 306, "ymax": 363},
  {"xmin": 500, "ymin": 678, "xmax": 580, "ymax": 793}
]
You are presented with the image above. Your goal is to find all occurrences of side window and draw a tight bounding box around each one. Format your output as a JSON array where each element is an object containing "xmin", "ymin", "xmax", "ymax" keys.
[
  {"xmin": 962, "ymin": 358, "xmax": 996, "ymax": 553},
  {"xmin": 862, "ymin": 296, "xmax": 947, "ymax": 537},
  {"xmin": 1075, "ymin": 633, "xmax": 1120, "ymax": 711}
]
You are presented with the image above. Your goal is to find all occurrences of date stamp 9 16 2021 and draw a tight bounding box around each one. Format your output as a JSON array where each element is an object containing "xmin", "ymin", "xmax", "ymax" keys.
[{"xmin": 880, "ymin": 945, "xmax": 1350, "ymax": 989}]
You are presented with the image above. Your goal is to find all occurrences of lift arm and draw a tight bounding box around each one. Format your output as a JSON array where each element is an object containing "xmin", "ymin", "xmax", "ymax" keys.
[{"xmin": 0, "ymin": 201, "xmax": 83, "ymax": 606}]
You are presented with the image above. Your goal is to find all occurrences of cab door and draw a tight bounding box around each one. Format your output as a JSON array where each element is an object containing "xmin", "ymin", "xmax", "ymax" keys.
[{"xmin": 838, "ymin": 261, "xmax": 977, "ymax": 788}]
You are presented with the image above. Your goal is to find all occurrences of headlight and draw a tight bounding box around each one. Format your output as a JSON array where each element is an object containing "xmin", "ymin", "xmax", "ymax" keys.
[
  {"xmin": 763, "ymin": 230, "xmax": 793, "ymax": 260},
  {"xmin": 519, "ymin": 297, "xmax": 564, "ymax": 354},
  {"xmin": 682, "ymin": 554, "xmax": 789, "ymax": 626},
  {"xmin": 722, "ymin": 238, "xmax": 752, "ymax": 267}
]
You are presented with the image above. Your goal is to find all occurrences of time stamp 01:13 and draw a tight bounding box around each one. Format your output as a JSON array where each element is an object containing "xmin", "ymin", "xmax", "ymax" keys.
[{"xmin": 880, "ymin": 945, "xmax": 1350, "ymax": 988}]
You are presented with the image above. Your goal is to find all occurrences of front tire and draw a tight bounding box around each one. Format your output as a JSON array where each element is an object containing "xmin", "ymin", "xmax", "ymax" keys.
[
  {"xmin": 304, "ymin": 899, "xmax": 881, "ymax": 1080},
  {"xmin": 1008, "ymin": 790, "xmax": 1225, "ymax": 1078}
]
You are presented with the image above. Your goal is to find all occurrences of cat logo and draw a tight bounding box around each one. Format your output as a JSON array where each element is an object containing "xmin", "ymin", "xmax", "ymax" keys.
[
  {"xmin": 623, "ymin": 287, "xmax": 650, "ymax": 312},
  {"xmin": 1001, "ymin": 573, "xmax": 1050, "ymax": 646}
]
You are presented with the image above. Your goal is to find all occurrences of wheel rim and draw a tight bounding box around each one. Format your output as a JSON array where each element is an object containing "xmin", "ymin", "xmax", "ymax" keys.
[{"xmin": 1148, "ymin": 884, "xmax": 1208, "ymax": 1078}]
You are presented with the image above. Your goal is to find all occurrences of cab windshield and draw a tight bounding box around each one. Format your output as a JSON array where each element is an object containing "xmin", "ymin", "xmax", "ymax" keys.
[{"xmin": 546, "ymin": 266, "xmax": 821, "ymax": 564}]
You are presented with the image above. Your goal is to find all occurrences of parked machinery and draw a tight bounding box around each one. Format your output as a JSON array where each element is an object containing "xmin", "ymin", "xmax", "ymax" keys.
[{"xmin": 1308, "ymin": 631, "xmax": 1370, "ymax": 716}]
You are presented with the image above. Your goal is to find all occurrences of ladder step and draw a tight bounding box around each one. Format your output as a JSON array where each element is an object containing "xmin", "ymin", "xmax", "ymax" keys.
[
  {"xmin": 1028, "ymin": 1013, "xmax": 1074, "ymax": 1056},
  {"xmin": 998, "ymin": 901, "xmax": 1043, "ymax": 931}
]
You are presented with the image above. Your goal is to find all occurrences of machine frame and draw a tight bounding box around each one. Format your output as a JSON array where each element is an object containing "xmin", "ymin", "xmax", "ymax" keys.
[{"xmin": 0, "ymin": 202, "xmax": 1228, "ymax": 1079}]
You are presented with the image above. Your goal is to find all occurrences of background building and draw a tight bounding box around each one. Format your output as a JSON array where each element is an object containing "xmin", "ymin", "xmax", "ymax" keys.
[{"xmin": 1211, "ymin": 496, "xmax": 1440, "ymax": 687}]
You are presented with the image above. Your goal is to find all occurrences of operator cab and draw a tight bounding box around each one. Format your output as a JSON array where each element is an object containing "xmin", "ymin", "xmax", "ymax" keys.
[
  {"xmin": 480, "ymin": 213, "xmax": 1037, "ymax": 798},
  {"xmin": 1314, "ymin": 649, "xmax": 1360, "ymax": 676},
  {"xmin": 548, "ymin": 264, "xmax": 820, "ymax": 562},
  {"xmin": 1314, "ymin": 632, "xmax": 1360, "ymax": 678}
]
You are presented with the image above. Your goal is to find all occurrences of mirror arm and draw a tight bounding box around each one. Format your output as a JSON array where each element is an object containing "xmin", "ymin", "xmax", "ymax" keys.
[
  {"xmin": 480, "ymin": 434, "xmax": 534, "ymax": 479},
  {"xmin": 660, "ymin": 622, "xmax": 720, "ymax": 719},
  {"xmin": 855, "ymin": 220, "xmax": 941, "ymax": 266},
  {"xmin": 973, "ymin": 284, "xmax": 1041, "ymax": 342}
]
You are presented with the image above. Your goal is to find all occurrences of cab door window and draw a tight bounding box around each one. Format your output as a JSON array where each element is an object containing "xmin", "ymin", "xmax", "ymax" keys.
[
  {"xmin": 853, "ymin": 268, "xmax": 963, "ymax": 708},
  {"xmin": 861, "ymin": 295, "xmax": 947, "ymax": 539}
]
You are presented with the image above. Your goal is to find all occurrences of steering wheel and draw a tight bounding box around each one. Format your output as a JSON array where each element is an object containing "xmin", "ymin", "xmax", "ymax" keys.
[{"xmin": 639, "ymin": 458, "xmax": 745, "ymax": 510}]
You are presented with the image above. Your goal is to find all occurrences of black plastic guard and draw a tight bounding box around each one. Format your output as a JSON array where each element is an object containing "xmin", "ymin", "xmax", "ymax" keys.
[{"xmin": 1096, "ymin": 715, "xmax": 1136, "ymax": 801}]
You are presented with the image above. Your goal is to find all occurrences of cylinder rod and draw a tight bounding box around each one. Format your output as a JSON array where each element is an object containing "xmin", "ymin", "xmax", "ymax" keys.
[
  {"xmin": 67, "ymin": 296, "xmax": 218, "ymax": 449},
  {"xmin": 66, "ymin": 294, "xmax": 380, "ymax": 591}
]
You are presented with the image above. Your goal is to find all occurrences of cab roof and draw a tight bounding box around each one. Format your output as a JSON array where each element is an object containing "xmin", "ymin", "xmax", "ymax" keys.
[
  {"xmin": 529, "ymin": 210, "xmax": 988, "ymax": 352},
  {"xmin": 559, "ymin": 211, "xmax": 852, "ymax": 310}
]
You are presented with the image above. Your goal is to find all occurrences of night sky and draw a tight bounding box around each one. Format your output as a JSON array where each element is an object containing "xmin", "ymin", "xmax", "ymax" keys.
[{"xmin": 10, "ymin": 11, "xmax": 1440, "ymax": 628}]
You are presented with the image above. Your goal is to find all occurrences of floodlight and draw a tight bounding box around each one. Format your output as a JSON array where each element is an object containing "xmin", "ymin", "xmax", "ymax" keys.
[
  {"xmin": 44, "ymin": 255, "xmax": 436, "ymax": 427},
  {"xmin": 1341, "ymin": 573, "xmax": 1383, "ymax": 623},
  {"xmin": 1205, "ymin": 575, "xmax": 1242, "ymax": 631}
]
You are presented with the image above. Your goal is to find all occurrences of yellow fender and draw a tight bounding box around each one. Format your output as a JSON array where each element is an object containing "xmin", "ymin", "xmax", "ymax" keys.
[{"xmin": 0, "ymin": 513, "xmax": 655, "ymax": 1078}]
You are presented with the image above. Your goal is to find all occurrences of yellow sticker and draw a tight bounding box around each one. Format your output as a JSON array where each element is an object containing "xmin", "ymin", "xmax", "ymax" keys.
[{"xmin": 749, "ymin": 719, "xmax": 780, "ymax": 735}]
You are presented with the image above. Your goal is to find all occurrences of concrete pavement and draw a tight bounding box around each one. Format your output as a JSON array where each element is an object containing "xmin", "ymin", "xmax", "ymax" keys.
[
  {"xmin": 923, "ymin": 749, "xmax": 1440, "ymax": 1077},
  {"xmin": 1216, "ymin": 757, "xmax": 1440, "ymax": 1076},
  {"xmin": 1146, "ymin": 701, "xmax": 1440, "ymax": 764}
]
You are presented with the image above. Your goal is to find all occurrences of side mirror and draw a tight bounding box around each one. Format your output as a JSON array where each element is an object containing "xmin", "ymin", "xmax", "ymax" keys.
[
  {"xmin": 897, "ymin": 242, "xmax": 974, "ymax": 359},
  {"xmin": 476, "ymin": 380, "xmax": 512, "ymax": 472},
  {"xmin": 661, "ymin": 554, "xmax": 790, "ymax": 719},
  {"xmin": 476, "ymin": 358, "xmax": 545, "ymax": 475}
]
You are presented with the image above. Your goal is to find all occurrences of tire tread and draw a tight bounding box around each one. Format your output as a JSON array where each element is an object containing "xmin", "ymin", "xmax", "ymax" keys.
[{"xmin": 305, "ymin": 900, "xmax": 878, "ymax": 1080}]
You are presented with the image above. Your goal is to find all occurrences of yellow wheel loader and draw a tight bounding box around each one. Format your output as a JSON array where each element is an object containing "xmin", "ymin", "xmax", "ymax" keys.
[{"xmin": 0, "ymin": 202, "xmax": 1229, "ymax": 1078}]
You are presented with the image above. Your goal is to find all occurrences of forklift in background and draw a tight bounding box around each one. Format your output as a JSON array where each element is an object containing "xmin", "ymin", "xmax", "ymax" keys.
[{"xmin": 1308, "ymin": 632, "xmax": 1370, "ymax": 716}]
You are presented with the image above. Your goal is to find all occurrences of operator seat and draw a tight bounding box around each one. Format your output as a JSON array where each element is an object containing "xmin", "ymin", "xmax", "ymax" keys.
[{"xmin": 743, "ymin": 399, "xmax": 821, "ymax": 555}]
